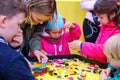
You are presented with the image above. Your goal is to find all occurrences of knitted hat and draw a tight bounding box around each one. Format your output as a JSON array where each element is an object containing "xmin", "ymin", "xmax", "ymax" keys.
[{"xmin": 45, "ymin": 13, "xmax": 64, "ymax": 29}]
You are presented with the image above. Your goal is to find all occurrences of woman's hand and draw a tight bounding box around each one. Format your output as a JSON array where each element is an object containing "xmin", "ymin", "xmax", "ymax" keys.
[{"xmin": 34, "ymin": 50, "xmax": 48, "ymax": 63}]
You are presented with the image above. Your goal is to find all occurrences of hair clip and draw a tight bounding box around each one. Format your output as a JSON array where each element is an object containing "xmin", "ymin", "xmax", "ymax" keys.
[{"xmin": 117, "ymin": 1, "xmax": 120, "ymax": 6}]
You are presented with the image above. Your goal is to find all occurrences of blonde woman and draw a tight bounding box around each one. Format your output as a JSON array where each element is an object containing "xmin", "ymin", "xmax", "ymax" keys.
[{"xmin": 21, "ymin": 0, "xmax": 57, "ymax": 62}]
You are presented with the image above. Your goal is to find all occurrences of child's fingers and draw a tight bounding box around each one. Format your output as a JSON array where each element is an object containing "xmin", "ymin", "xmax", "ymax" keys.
[
  {"xmin": 100, "ymin": 70, "xmax": 108, "ymax": 76},
  {"xmin": 64, "ymin": 22, "xmax": 72, "ymax": 28},
  {"xmin": 68, "ymin": 42, "xmax": 75, "ymax": 49},
  {"xmin": 68, "ymin": 42, "xmax": 72, "ymax": 47}
]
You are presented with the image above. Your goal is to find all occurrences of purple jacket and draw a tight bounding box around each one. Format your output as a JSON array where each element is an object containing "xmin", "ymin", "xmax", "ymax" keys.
[
  {"xmin": 81, "ymin": 21, "xmax": 120, "ymax": 64},
  {"xmin": 41, "ymin": 23, "xmax": 81, "ymax": 55}
]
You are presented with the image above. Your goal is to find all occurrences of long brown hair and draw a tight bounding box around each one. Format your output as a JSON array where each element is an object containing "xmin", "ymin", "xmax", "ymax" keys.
[
  {"xmin": 26, "ymin": 0, "xmax": 57, "ymax": 16},
  {"xmin": 94, "ymin": 0, "xmax": 120, "ymax": 27}
]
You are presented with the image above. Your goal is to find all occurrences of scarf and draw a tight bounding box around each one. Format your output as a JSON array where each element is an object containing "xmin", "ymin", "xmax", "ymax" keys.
[{"xmin": 42, "ymin": 36, "xmax": 61, "ymax": 44}]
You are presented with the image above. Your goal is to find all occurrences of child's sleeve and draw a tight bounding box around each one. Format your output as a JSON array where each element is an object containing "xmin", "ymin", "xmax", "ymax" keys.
[
  {"xmin": 108, "ymin": 64, "xmax": 115, "ymax": 71},
  {"xmin": 65, "ymin": 23, "xmax": 81, "ymax": 42},
  {"xmin": 7, "ymin": 54, "xmax": 35, "ymax": 80},
  {"xmin": 81, "ymin": 42, "xmax": 107, "ymax": 63}
]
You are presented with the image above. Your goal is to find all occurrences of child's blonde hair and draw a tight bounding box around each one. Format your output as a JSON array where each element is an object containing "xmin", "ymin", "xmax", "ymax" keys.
[{"xmin": 104, "ymin": 34, "xmax": 120, "ymax": 61}]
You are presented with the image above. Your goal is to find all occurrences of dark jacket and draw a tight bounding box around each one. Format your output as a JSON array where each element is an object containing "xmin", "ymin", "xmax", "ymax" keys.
[
  {"xmin": 0, "ymin": 39, "xmax": 35, "ymax": 80},
  {"xmin": 21, "ymin": 22, "xmax": 46, "ymax": 58}
]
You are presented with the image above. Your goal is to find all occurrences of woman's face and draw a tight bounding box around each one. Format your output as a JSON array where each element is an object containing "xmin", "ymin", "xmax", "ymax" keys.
[{"xmin": 31, "ymin": 11, "xmax": 52, "ymax": 24}]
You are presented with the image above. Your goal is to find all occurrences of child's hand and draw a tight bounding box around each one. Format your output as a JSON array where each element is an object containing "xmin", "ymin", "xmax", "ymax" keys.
[
  {"xmin": 68, "ymin": 40, "xmax": 82, "ymax": 51},
  {"xmin": 9, "ymin": 32, "xmax": 23, "ymax": 48},
  {"xmin": 99, "ymin": 68, "xmax": 111, "ymax": 80},
  {"xmin": 64, "ymin": 22, "xmax": 75, "ymax": 31},
  {"xmin": 101, "ymin": 68, "xmax": 111, "ymax": 76},
  {"xmin": 34, "ymin": 50, "xmax": 48, "ymax": 63},
  {"xmin": 99, "ymin": 71, "xmax": 108, "ymax": 80}
]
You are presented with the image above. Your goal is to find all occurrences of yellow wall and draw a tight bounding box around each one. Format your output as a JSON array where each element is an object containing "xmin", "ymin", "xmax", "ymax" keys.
[
  {"xmin": 56, "ymin": 0, "xmax": 86, "ymax": 41},
  {"xmin": 56, "ymin": 0, "xmax": 86, "ymax": 54}
]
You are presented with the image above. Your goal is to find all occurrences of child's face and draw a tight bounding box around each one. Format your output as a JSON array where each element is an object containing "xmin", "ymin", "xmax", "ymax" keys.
[
  {"xmin": 49, "ymin": 28, "xmax": 62, "ymax": 38},
  {"xmin": 97, "ymin": 14, "xmax": 109, "ymax": 25},
  {"xmin": 31, "ymin": 11, "xmax": 52, "ymax": 24},
  {"xmin": 2, "ymin": 13, "xmax": 25, "ymax": 42}
]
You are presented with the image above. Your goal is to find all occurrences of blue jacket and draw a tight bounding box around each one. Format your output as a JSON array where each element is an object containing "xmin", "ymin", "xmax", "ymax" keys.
[
  {"xmin": 106, "ymin": 64, "xmax": 120, "ymax": 80},
  {"xmin": 112, "ymin": 68, "xmax": 120, "ymax": 80},
  {"xmin": 0, "ymin": 39, "xmax": 35, "ymax": 80}
]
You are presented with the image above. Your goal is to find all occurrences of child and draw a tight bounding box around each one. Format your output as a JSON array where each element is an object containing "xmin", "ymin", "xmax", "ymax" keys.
[
  {"xmin": 21, "ymin": 0, "xmax": 57, "ymax": 62},
  {"xmin": 69, "ymin": 0, "xmax": 120, "ymax": 64},
  {"xmin": 80, "ymin": 0, "xmax": 100, "ymax": 43},
  {"xmin": 0, "ymin": 0, "xmax": 35, "ymax": 80},
  {"xmin": 9, "ymin": 25, "xmax": 35, "ymax": 69},
  {"xmin": 100, "ymin": 34, "xmax": 120, "ymax": 80},
  {"xmin": 30, "ymin": 13, "xmax": 81, "ymax": 56}
]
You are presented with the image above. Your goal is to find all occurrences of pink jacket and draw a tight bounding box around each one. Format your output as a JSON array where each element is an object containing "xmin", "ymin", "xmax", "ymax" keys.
[
  {"xmin": 81, "ymin": 21, "xmax": 120, "ymax": 64},
  {"xmin": 40, "ymin": 23, "xmax": 81, "ymax": 55}
]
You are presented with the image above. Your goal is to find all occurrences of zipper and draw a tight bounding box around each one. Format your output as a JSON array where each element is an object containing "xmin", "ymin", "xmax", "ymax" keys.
[{"xmin": 54, "ymin": 44, "xmax": 57, "ymax": 55}]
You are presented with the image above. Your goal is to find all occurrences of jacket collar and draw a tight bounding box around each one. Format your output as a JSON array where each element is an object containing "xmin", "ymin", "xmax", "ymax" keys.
[
  {"xmin": 0, "ymin": 37, "xmax": 8, "ymax": 44},
  {"xmin": 42, "ymin": 28, "xmax": 64, "ymax": 37},
  {"xmin": 99, "ymin": 21, "xmax": 115, "ymax": 28}
]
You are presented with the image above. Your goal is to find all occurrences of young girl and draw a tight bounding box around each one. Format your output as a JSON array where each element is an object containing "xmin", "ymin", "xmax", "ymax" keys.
[
  {"xmin": 69, "ymin": 0, "xmax": 120, "ymax": 64},
  {"xmin": 36, "ymin": 13, "xmax": 81, "ymax": 55},
  {"xmin": 100, "ymin": 34, "xmax": 120, "ymax": 80},
  {"xmin": 21, "ymin": 0, "xmax": 57, "ymax": 62},
  {"xmin": 80, "ymin": 0, "xmax": 100, "ymax": 43}
]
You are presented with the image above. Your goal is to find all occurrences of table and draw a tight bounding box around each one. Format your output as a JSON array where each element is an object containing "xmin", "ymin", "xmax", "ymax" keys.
[{"xmin": 30, "ymin": 55, "xmax": 106, "ymax": 80}]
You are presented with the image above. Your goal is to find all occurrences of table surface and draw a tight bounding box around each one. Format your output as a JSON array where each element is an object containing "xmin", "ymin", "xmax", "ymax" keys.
[
  {"xmin": 31, "ymin": 55, "xmax": 105, "ymax": 80},
  {"xmin": 56, "ymin": 0, "xmax": 80, "ymax": 2}
]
